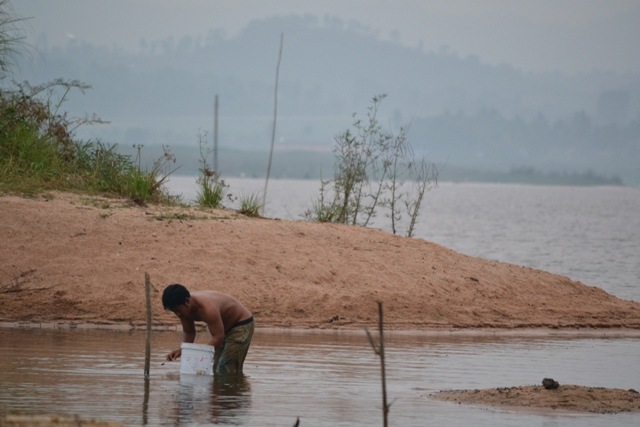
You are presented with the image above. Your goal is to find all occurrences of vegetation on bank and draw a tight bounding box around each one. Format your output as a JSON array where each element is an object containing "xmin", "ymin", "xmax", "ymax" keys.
[
  {"xmin": 0, "ymin": 79, "xmax": 268, "ymax": 213},
  {"xmin": 0, "ymin": 2, "xmax": 178, "ymax": 204},
  {"xmin": 0, "ymin": 79, "xmax": 179, "ymax": 202}
]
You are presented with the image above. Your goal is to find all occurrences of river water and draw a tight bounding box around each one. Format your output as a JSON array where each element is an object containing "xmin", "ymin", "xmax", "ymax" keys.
[
  {"xmin": 1, "ymin": 328, "xmax": 639, "ymax": 426},
  {"xmin": 2, "ymin": 179, "xmax": 639, "ymax": 426}
]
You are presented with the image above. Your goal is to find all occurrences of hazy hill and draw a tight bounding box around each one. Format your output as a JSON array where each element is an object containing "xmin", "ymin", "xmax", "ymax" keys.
[{"xmin": 13, "ymin": 15, "xmax": 640, "ymax": 185}]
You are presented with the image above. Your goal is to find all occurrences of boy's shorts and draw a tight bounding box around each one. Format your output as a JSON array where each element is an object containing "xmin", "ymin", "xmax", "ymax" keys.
[{"xmin": 213, "ymin": 317, "xmax": 254, "ymax": 374}]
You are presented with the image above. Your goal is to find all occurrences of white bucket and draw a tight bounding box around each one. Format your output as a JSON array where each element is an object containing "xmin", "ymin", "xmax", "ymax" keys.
[{"xmin": 180, "ymin": 343, "xmax": 215, "ymax": 376}]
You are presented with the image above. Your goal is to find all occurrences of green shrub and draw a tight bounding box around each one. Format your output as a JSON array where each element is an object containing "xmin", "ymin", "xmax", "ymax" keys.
[
  {"xmin": 0, "ymin": 80, "xmax": 176, "ymax": 202},
  {"xmin": 0, "ymin": 5, "xmax": 176, "ymax": 202},
  {"xmin": 194, "ymin": 130, "xmax": 231, "ymax": 209},
  {"xmin": 196, "ymin": 170, "xmax": 228, "ymax": 208}
]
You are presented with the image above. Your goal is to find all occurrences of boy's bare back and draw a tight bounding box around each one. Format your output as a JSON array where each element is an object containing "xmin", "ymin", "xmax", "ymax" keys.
[{"xmin": 190, "ymin": 290, "xmax": 252, "ymax": 333}]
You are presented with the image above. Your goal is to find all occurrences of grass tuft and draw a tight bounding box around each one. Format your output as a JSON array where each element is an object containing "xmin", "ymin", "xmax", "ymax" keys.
[{"xmin": 238, "ymin": 192, "xmax": 262, "ymax": 217}]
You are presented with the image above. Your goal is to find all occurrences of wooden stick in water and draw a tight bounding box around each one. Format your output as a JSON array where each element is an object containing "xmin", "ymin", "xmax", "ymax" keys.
[
  {"xmin": 144, "ymin": 272, "xmax": 152, "ymax": 379},
  {"xmin": 365, "ymin": 301, "xmax": 390, "ymax": 427}
]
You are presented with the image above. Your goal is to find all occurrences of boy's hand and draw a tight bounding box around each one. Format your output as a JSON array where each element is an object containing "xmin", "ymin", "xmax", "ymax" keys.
[{"xmin": 166, "ymin": 348, "xmax": 181, "ymax": 361}]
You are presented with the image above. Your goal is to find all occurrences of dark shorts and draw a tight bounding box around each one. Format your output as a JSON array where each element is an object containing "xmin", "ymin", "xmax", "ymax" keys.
[{"xmin": 213, "ymin": 317, "xmax": 254, "ymax": 375}]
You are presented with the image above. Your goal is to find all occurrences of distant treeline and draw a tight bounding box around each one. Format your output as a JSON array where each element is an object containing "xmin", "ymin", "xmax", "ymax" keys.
[
  {"xmin": 411, "ymin": 109, "xmax": 639, "ymax": 183},
  {"xmin": 125, "ymin": 145, "xmax": 623, "ymax": 186},
  {"xmin": 441, "ymin": 166, "xmax": 623, "ymax": 186}
]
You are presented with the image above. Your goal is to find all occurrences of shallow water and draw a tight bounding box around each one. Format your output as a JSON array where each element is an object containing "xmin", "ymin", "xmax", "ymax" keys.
[{"xmin": 1, "ymin": 328, "xmax": 639, "ymax": 426}]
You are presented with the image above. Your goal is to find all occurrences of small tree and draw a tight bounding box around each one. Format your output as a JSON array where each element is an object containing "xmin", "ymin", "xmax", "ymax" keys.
[
  {"xmin": 405, "ymin": 158, "xmax": 437, "ymax": 237},
  {"xmin": 306, "ymin": 95, "xmax": 437, "ymax": 237}
]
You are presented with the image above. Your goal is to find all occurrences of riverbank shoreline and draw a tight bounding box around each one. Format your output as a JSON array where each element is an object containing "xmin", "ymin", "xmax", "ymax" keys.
[{"xmin": 3, "ymin": 321, "xmax": 640, "ymax": 340}]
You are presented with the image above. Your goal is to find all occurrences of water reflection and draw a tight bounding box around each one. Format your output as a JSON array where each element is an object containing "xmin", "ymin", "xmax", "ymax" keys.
[
  {"xmin": 211, "ymin": 375, "xmax": 252, "ymax": 424},
  {"xmin": 173, "ymin": 374, "xmax": 252, "ymax": 425},
  {"xmin": 143, "ymin": 378, "xmax": 150, "ymax": 425}
]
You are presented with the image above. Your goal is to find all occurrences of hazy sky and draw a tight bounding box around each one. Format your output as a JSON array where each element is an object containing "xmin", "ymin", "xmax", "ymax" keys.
[{"xmin": 11, "ymin": 0, "xmax": 640, "ymax": 74}]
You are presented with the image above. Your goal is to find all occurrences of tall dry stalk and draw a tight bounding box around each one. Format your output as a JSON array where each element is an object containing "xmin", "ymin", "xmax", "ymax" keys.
[{"xmin": 262, "ymin": 32, "xmax": 284, "ymax": 215}]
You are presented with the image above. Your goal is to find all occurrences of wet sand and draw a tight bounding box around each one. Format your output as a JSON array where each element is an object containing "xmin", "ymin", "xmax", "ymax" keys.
[{"xmin": 433, "ymin": 383, "xmax": 640, "ymax": 414}]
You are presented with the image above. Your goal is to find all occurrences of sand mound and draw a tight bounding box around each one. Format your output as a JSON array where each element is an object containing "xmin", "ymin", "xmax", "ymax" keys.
[{"xmin": 1, "ymin": 191, "xmax": 639, "ymax": 330}]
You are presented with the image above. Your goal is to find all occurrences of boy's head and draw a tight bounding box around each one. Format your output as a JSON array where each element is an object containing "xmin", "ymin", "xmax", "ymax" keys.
[{"xmin": 162, "ymin": 283, "xmax": 190, "ymax": 311}]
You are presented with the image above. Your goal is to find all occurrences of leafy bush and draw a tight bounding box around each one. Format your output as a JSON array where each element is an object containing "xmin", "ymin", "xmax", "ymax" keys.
[{"xmin": 305, "ymin": 95, "xmax": 437, "ymax": 237}]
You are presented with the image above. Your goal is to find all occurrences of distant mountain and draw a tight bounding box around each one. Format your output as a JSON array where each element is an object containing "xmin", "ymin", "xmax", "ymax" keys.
[{"xmin": 12, "ymin": 14, "xmax": 640, "ymax": 185}]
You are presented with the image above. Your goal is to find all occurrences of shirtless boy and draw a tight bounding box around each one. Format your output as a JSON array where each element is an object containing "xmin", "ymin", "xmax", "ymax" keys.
[{"xmin": 162, "ymin": 283, "xmax": 254, "ymax": 375}]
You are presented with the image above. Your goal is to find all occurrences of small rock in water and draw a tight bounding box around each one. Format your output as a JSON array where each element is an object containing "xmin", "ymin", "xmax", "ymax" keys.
[{"xmin": 542, "ymin": 378, "xmax": 560, "ymax": 390}]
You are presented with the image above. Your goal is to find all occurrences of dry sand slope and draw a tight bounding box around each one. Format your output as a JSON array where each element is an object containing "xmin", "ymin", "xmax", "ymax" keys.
[{"xmin": 1, "ymin": 191, "xmax": 639, "ymax": 330}]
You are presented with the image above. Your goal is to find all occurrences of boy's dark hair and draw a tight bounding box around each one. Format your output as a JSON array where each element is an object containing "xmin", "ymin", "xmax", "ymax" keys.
[{"xmin": 162, "ymin": 283, "xmax": 190, "ymax": 310}]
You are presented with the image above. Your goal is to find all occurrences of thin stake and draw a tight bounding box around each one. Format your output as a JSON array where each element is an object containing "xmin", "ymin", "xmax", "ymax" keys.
[
  {"xmin": 144, "ymin": 272, "xmax": 152, "ymax": 379},
  {"xmin": 213, "ymin": 94, "xmax": 219, "ymax": 173},
  {"xmin": 262, "ymin": 32, "xmax": 284, "ymax": 215},
  {"xmin": 365, "ymin": 301, "xmax": 390, "ymax": 427},
  {"xmin": 142, "ymin": 375, "xmax": 150, "ymax": 425},
  {"xmin": 378, "ymin": 302, "xmax": 389, "ymax": 427}
]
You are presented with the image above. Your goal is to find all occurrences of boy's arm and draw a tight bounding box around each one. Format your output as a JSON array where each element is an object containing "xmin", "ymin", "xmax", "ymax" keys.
[
  {"xmin": 166, "ymin": 316, "xmax": 197, "ymax": 361},
  {"xmin": 180, "ymin": 316, "xmax": 196, "ymax": 343},
  {"xmin": 167, "ymin": 317, "xmax": 196, "ymax": 361}
]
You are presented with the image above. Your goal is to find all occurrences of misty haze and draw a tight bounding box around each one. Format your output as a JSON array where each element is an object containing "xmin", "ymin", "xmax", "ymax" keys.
[
  {"xmin": 9, "ymin": 1, "xmax": 640, "ymax": 185},
  {"xmin": 3, "ymin": 4, "xmax": 640, "ymax": 425}
]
